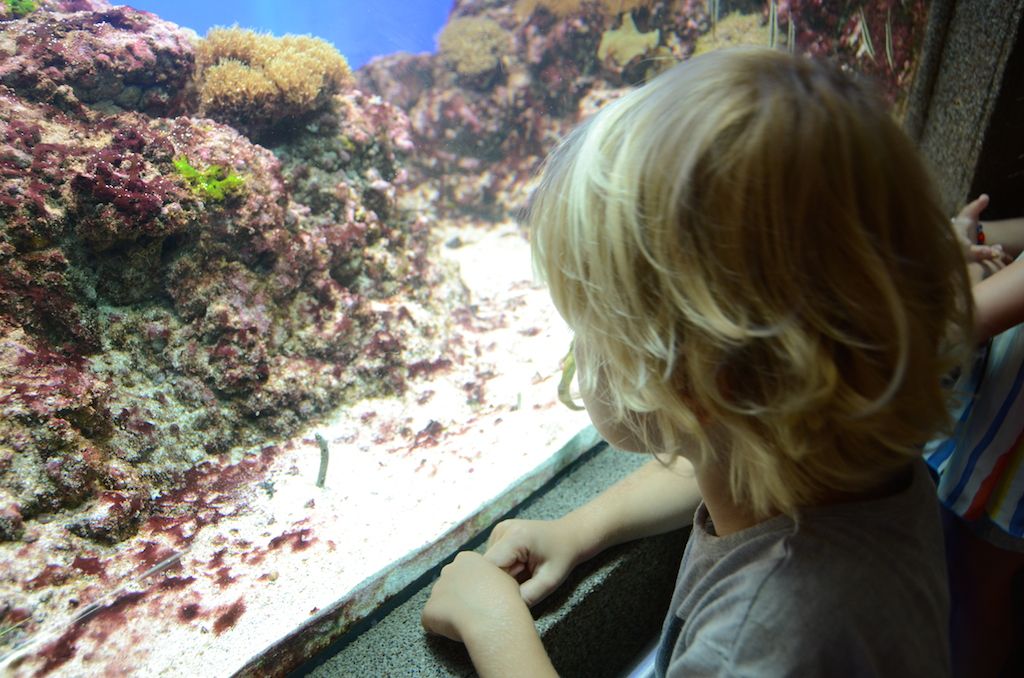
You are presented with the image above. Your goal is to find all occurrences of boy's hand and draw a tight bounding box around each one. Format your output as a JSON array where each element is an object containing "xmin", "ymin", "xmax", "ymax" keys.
[
  {"xmin": 484, "ymin": 518, "xmax": 585, "ymax": 607},
  {"xmin": 421, "ymin": 551, "xmax": 531, "ymax": 644}
]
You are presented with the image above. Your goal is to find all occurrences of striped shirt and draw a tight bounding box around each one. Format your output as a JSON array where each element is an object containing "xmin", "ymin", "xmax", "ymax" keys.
[{"xmin": 925, "ymin": 322, "xmax": 1024, "ymax": 548}]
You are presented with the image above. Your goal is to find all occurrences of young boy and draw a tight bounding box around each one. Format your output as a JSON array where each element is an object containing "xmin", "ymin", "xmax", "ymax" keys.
[{"xmin": 422, "ymin": 48, "xmax": 972, "ymax": 676}]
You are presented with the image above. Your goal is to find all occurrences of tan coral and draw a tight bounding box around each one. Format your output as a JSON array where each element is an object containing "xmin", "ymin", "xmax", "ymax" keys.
[
  {"xmin": 692, "ymin": 11, "xmax": 769, "ymax": 56},
  {"xmin": 198, "ymin": 59, "xmax": 277, "ymax": 115},
  {"xmin": 515, "ymin": 0, "xmax": 655, "ymax": 19},
  {"xmin": 598, "ymin": 12, "xmax": 660, "ymax": 67},
  {"xmin": 437, "ymin": 17, "xmax": 512, "ymax": 78},
  {"xmin": 194, "ymin": 26, "xmax": 354, "ymax": 138}
]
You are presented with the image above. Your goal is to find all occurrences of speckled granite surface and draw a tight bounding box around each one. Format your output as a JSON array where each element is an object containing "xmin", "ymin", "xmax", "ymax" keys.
[
  {"xmin": 299, "ymin": 444, "xmax": 690, "ymax": 677},
  {"xmin": 915, "ymin": 0, "xmax": 1024, "ymax": 213}
]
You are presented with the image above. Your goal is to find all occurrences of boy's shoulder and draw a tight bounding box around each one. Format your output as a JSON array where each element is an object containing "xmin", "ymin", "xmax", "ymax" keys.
[{"xmin": 665, "ymin": 461, "xmax": 950, "ymax": 677}]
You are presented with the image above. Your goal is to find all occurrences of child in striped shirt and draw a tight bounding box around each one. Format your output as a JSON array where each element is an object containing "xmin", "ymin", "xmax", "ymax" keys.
[{"xmin": 928, "ymin": 194, "xmax": 1024, "ymax": 677}]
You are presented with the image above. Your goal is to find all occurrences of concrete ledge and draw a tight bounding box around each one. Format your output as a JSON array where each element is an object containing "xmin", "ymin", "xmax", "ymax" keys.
[
  {"xmin": 300, "ymin": 444, "xmax": 690, "ymax": 677},
  {"xmin": 915, "ymin": 0, "xmax": 1024, "ymax": 212}
]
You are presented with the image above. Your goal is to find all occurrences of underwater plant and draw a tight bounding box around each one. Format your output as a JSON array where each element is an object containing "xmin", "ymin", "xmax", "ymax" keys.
[
  {"xmin": 3, "ymin": 0, "xmax": 36, "ymax": 18},
  {"xmin": 437, "ymin": 17, "xmax": 511, "ymax": 79},
  {"xmin": 195, "ymin": 27, "xmax": 354, "ymax": 139},
  {"xmin": 172, "ymin": 156, "xmax": 245, "ymax": 201}
]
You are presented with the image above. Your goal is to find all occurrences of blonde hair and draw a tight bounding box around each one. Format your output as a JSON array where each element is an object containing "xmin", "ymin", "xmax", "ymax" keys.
[{"xmin": 530, "ymin": 48, "xmax": 972, "ymax": 518}]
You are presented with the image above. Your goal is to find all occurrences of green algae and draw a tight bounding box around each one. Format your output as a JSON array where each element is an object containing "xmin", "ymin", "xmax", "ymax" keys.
[
  {"xmin": 3, "ymin": 0, "xmax": 36, "ymax": 18},
  {"xmin": 172, "ymin": 156, "xmax": 245, "ymax": 202}
]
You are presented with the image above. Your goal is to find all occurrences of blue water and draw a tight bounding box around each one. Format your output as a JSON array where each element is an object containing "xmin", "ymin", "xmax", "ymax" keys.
[{"xmin": 128, "ymin": 0, "xmax": 454, "ymax": 69}]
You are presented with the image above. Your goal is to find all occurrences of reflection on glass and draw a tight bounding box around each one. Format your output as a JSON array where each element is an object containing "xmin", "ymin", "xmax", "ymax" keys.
[{"xmin": 0, "ymin": 1, "xmax": 931, "ymax": 674}]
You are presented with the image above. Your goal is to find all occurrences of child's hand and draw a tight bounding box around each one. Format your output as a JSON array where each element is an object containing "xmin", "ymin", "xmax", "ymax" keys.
[
  {"xmin": 421, "ymin": 551, "xmax": 531, "ymax": 644},
  {"xmin": 484, "ymin": 518, "xmax": 583, "ymax": 607},
  {"xmin": 954, "ymin": 194, "xmax": 1010, "ymax": 265}
]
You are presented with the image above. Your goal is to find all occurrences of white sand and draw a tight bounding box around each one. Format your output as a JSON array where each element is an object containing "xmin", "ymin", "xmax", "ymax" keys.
[{"xmin": 1, "ymin": 221, "xmax": 593, "ymax": 677}]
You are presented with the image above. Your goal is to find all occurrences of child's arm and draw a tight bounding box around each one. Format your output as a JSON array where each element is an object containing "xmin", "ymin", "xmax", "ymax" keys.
[
  {"xmin": 421, "ymin": 456, "xmax": 700, "ymax": 676},
  {"xmin": 978, "ymin": 217, "xmax": 1024, "ymax": 258},
  {"xmin": 954, "ymin": 194, "xmax": 1024, "ymax": 260},
  {"xmin": 974, "ymin": 254, "xmax": 1024, "ymax": 341},
  {"xmin": 486, "ymin": 456, "xmax": 700, "ymax": 605},
  {"xmin": 421, "ymin": 551, "xmax": 558, "ymax": 678}
]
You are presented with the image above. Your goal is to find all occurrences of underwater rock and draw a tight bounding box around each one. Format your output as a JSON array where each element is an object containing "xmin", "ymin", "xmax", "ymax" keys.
[
  {"xmin": 358, "ymin": 53, "xmax": 437, "ymax": 113},
  {"xmin": 70, "ymin": 116, "xmax": 193, "ymax": 254},
  {"xmin": 0, "ymin": 321, "xmax": 114, "ymax": 519},
  {"xmin": 0, "ymin": 491, "xmax": 25, "ymax": 541},
  {"xmin": 67, "ymin": 489, "xmax": 148, "ymax": 543},
  {"xmin": 358, "ymin": 0, "xmax": 924, "ymax": 222},
  {"xmin": 358, "ymin": 0, "xmax": 710, "ymax": 220},
  {"xmin": 0, "ymin": 1, "xmax": 195, "ymax": 116},
  {"xmin": 0, "ymin": 2, "xmax": 466, "ymax": 544}
]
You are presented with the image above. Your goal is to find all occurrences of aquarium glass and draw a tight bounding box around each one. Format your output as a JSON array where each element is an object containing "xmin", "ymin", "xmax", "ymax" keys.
[{"xmin": 0, "ymin": 0, "xmax": 933, "ymax": 674}]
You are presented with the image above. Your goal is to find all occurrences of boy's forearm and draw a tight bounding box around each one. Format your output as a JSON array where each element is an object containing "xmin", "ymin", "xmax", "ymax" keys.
[
  {"xmin": 562, "ymin": 456, "xmax": 701, "ymax": 562},
  {"xmin": 462, "ymin": 613, "xmax": 558, "ymax": 678}
]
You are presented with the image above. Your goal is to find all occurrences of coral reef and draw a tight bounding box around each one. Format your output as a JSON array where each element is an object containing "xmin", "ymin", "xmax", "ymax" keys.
[
  {"xmin": 359, "ymin": 0, "xmax": 710, "ymax": 220},
  {"xmin": 356, "ymin": 0, "xmax": 928, "ymax": 221},
  {"xmin": 0, "ymin": 0, "xmax": 464, "ymax": 553},
  {"xmin": 194, "ymin": 27, "xmax": 354, "ymax": 140}
]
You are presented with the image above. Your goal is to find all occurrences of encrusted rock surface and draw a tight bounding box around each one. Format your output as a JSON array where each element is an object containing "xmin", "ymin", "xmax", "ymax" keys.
[
  {"xmin": 0, "ymin": 1, "xmax": 464, "ymax": 555},
  {"xmin": 0, "ymin": 0, "xmax": 195, "ymax": 116},
  {"xmin": 359, "ymin": 0, "xmax": 928, "ymax": 220}
]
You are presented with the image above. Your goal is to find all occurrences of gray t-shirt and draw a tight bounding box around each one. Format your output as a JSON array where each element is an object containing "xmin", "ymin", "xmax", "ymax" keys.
[{"xmin": 655, "ymin": 460, "xmax": 950, "ymax": 677}]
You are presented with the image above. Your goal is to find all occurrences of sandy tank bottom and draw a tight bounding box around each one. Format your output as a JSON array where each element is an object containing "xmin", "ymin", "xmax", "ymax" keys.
[{"xmin": 0, "ymin": 218, "xmax": 593, "ymax": 677}]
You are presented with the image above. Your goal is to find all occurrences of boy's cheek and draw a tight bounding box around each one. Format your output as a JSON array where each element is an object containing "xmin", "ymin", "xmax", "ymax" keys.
[
  {"xmin": 591, "ymin": 418, "xmax": 648, "ymax": 452},
  {"xmin": 581, "ymin": 388, "xmax": 649, "ymax": 452},
  {"xmin": 574, "ymin": 338, "xmax": 649, "ymax": 452}
]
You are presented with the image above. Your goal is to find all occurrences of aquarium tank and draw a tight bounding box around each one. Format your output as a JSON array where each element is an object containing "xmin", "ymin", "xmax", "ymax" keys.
[{"xmin": 0, "ymin": 0, "xmax": 933, "ymax": 675}]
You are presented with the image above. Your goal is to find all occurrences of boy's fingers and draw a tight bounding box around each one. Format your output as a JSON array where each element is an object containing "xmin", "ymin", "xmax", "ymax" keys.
[
  {"xmin": 505, "ymin": 561, "xmax": 526, "ymax": 578},
  {"xmin": 486, "ymin": 520, "xmax": 513, "ymax": 550},
  {"xmin": 519, "ymin": 566, "xmax": 563, "ymax": 607},
  {"xmin": 484, "ymin": 538, "xmax": 524, "ymax": 571}
]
